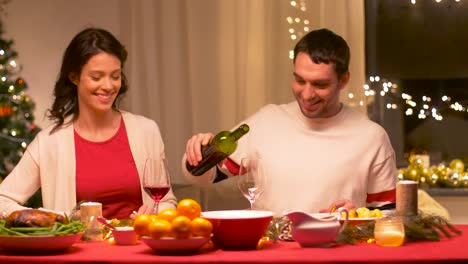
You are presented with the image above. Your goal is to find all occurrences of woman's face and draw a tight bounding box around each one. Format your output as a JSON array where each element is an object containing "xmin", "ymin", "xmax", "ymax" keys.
[{"xmin": 75, "ymin": 52, "xmax": 122, "ymax": 115}]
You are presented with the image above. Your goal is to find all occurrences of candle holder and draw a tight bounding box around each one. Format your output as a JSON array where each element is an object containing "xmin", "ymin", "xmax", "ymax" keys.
[{"xmin": 374, "ymin": 217, "xmax": 405, "ymax": 247}]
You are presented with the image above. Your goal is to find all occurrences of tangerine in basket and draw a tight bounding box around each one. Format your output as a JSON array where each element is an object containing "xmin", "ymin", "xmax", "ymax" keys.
[
  {"xmin": 133, "ymin": 214, "xmax": 153, "ymax": 236},
  {"xmin": 148, "ymin": 219, "xmax": 172, "ymax": 238},
  {"xmin": 171, "ymin": 215, "xmax": 192, "ymax": 239},
  {"xmin": 191, "ymin": 217, "xmax": 213, "ymax": 237},
  {"xmin": 176, "ymin": 198, "xmax": 201, "ymax": 220},
  {"xmin": 151, "ymin": 214, "xmax": 159, "ymax": 222},
  {"xmin": 157, "ymin": 208, "xmax": 178, "ymax": 222}
]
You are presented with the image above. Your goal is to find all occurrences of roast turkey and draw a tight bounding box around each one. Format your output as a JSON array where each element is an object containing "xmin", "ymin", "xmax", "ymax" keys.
[{"xmin": 5, "ymin": 209, "xmax": 68, "ymax": 228}]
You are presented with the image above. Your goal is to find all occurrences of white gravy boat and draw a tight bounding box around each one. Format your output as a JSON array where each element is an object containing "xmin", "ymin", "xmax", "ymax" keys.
[{"xmin": 284, "ymin": 208, "xmax": 349, "ymax": 247}]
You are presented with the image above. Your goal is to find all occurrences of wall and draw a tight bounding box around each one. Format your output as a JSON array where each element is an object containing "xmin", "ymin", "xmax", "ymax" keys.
[{"xmin": 3, "ymin": 0, "xmax": 121, "ymax": 128}]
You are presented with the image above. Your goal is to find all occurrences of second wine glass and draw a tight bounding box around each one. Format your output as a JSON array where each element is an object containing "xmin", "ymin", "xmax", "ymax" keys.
[
  {"xmin": 237, "ymin": 157, "xmax": 266, "ymax": 210},
  {"xmin": 143, "ymin": 157, "xmax": 171, "ymax": 214}
]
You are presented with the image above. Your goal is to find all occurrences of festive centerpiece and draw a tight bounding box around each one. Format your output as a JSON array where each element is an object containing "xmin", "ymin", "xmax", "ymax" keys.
[
  {"xmin": 263, "ymin": 180, "xmax": 462, "ymax": 246},
  {"xmin": 264, "ymin": 211, "xmax": 462, "ymax": 246}
]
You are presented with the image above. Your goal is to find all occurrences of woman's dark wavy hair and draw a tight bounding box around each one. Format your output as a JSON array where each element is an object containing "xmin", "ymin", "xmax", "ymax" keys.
[
  {"xmin": 47, "ymin": 27, "xmax": 128, "ymax": 134},
  {"xmin": 293, "ymin": 28, "xmax": 350, "ymax": 79}
]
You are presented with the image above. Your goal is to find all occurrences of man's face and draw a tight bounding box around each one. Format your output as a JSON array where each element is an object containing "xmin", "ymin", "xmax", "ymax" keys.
[{"xmin": 292, "ymin": 52, "xmax": 349, "ymax": 119}]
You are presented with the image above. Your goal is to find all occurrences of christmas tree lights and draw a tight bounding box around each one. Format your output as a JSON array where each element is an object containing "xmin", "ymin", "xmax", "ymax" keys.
[{"xmin": 0, "ymin": 20, "xmax": 40, "ymax": 183}]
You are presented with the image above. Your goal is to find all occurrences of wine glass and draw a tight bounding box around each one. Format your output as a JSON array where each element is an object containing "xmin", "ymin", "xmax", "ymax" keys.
[
  {"xmin": 237, "ymin": 157, "xmax": 266, "ymax": 210},
  {"xmin": 143, "ymin": 157, "xmax": 171, "ymax": 214}
]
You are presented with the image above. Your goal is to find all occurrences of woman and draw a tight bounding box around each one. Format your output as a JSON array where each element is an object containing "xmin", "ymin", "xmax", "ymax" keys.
[{"xmin": 0, "ymin": 27, "xmax": 177, "ymax": 219}]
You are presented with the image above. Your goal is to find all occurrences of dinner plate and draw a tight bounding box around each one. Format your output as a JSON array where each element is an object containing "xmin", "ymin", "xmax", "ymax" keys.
[
  {"xmin": 141, "ymin": 236, "xmax": 209, "ymax": 253},
  {"xmin": 342, "ymin": 217, "xmax": 381, "ymax": 225},
  {"xmin": 0, "ymin": 233, "xmax": 83, "ymax": 253},
  {"xmin": 309, "ymin": 212, "xmax": 389, "ymax": 225}
]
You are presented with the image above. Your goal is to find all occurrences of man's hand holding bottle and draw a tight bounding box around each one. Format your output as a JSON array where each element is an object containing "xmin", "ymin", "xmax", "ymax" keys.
[
  {"xmin": 184, "ymin": 124, "xmax": 249, "ymax": 176},
  {"xmin": 185, "ymin": 133, "xmax": 214, "ymax": 167}
]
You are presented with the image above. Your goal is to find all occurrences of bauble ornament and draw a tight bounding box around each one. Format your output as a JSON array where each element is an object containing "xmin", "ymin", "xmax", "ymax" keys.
[
  {"xmin": 449, "ymin": 159, "xmax": 465, "ymax": 173},
  {"xmin": 446, "ymin": 170, "xmax": 462, "ymax": 188}
]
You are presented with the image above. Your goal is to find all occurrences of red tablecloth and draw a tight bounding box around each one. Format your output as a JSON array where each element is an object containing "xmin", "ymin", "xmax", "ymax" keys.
[{"xmin": 1, "ymin": 225, "xmax": 467, "ymax": 264}]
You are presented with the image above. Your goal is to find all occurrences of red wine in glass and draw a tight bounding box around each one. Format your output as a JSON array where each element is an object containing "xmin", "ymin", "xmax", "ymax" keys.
[
  {"xmin": 144, "ymin": 158, "xmax": 171, "ymax": 213},
  {"xmin": 144, "ymin": 186, "xmax": 170, "ymax": 201}
]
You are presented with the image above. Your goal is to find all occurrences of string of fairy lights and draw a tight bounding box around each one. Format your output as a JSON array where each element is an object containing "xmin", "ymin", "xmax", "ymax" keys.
[
  {"xmin": 286, "ymin": 0, "xmax": 310, "ymax": 60},
  {"xmin": 410, "ymin": 0, "xmax": 462, "ymax": 4},
  {"xmin": 286, "ymin": 1, "xmax": 467, "ymax": 121},
  {"xmin": 355, "ymin": 76, "xmax": 468, "ymax": 121}
]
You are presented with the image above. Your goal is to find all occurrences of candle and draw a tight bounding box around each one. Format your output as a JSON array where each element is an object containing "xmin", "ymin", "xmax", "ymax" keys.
[
  {"xmin": 374, "ymin": 217, "xmax": 405, "ymax": 247},
  {"xmin": 396, "ymin": 180, "xmax": 418, "ymax": 216}
]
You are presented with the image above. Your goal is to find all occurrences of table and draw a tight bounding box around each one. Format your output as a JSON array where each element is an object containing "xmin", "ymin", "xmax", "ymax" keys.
[{"xmin": 1, "ymin": 225, "xmax": 467, "ymax": 264}]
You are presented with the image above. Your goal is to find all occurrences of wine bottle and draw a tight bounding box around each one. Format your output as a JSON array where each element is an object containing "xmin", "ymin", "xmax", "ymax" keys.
[{"xmin": 186, "ymin": 124, "xmax": 250, "ymax": 176}]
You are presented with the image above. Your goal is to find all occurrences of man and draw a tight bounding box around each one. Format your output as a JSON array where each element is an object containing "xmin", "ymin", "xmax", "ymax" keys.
[{"xmin": 182, "ymin": 28, "xmax": 397, "ymax": 214}]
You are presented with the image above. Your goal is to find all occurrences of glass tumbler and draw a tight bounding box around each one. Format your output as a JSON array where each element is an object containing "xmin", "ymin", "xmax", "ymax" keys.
[
  {"xmin": 80, "ymin": 202, "xmax": 103, "ymax": 241},
  {"xmin": 374, "ymin": 217, "xmax": 405, "ymax": 247}
]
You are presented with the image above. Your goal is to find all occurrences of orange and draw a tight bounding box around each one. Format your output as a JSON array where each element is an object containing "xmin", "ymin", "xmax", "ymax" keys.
[
  {"xmin": 133, "ymin": 214, "xmax": 153, "ymax": 236},
  {"xmin": 171, "ymin": 215, "xmax": 192, "ymax": 239},
  {"xmin": 157, "ymin": 208, "xmax": 178, "ymax": 222},
  {"xmin": 176, "ymin": 198, "xmax": 202, "ymax": 220},
  {"xmin": 151, "ymin": 214, "xmax": 159, "ymax": 222},
  {"xmin": 191, "ymin": 217, "xmax": 213, "ymax": 237},
  {"xmin": 148, "ymin": 219, "xmax": 172, "ymax": 238}
]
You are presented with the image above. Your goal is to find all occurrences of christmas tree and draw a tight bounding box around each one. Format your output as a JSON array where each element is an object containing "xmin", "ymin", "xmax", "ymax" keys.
[{"xmin": 0, "ymin": 20, "xmax": 41, "ymax": 206}]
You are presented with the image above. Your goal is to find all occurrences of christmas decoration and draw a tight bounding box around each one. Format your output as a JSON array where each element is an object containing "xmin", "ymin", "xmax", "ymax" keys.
[
  {"xmin": 344, "ymin": 75, "xmax": 468, "ymax": 121},
  {"xmin": 286, "ymin": 1, "xmax": 310, "ymax": 60},
  {"xmin": 398, "ymin": 154, "xmax": 468, "ymax": 189},
  {"xmin": 0, "ymin": 17, "xmax": 41, "ymax": 206},
  {"xmin": 361, "ymin": 76, "xmax": 466, "ymax": 121},
  {"xmin": 264, "ymin": 212, "xmax": 462, "ymax": 245},
  {"xmin": 0, "ymin": 104, "xmax": 12, "ymax": 117},
  {"xmin": 410, "ymin": 0, "xmax": 464, "ymax": 6},
  {"xmin": 264, "ymin": 216, "xmax": 293, "ymax": 242},
  {"xmin": 449, "ymin": 159, "xmax": 465, "ymax": 173},
  {"xmin": 337, "ymin": 212, "xmax": 462, "ymax": 245}
]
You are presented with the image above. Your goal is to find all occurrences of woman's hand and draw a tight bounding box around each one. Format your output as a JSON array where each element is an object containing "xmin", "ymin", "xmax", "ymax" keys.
[
  {"xmin": 319, "ymin": 199, "xmax": 355, "ymax": 213},
  {"xmin": 129, "ymin": 204, "xmax": 155, "ymax": 219},
  {"xmin": 185, "ymin": 133, "xmax": 214, "ymax": 166}
]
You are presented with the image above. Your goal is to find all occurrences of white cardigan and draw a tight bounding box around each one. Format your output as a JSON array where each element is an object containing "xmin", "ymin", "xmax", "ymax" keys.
[{"xmin": 0, "ymin": 111, "xmax": 177, "ymax": 215}]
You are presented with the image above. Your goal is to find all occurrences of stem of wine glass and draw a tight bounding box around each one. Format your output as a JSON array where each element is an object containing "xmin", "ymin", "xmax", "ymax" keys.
[
  {"xmin": 153, "ymin": 200, "xmax": 160, "ymax": 214},
  {"xmin": 249, "ymin": 199, "xmax": 255, "ymax": 210}
]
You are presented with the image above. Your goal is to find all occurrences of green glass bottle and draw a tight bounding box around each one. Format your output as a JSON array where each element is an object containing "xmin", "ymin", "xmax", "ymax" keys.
[{"xmin": 186, "ymin": 124, "xmax": 250, "ymax": 176}]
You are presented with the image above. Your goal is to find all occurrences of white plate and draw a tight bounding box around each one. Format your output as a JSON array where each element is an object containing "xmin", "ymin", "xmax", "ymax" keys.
[
  {"xmin": 0, "ymin": 233, "xmax": 82, "ymax": 253},
  {"xmin": 141, "ymin": 236, "xmax": 209, "ymax": 253},
  {"xmin": 309, "ymin": 211, "xmax": 391, "ymax": 224}
]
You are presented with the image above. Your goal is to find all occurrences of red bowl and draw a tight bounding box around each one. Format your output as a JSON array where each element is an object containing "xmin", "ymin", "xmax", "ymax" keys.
[{"xmin": 201, "ymin": 210, "xmax": 274, "ymax": 250}]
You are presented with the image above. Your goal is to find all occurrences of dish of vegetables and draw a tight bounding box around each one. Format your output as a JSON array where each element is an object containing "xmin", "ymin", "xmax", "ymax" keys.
[{"xmin": 0, "ymin": 209, "xmax": 84, "ymax": 252}]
